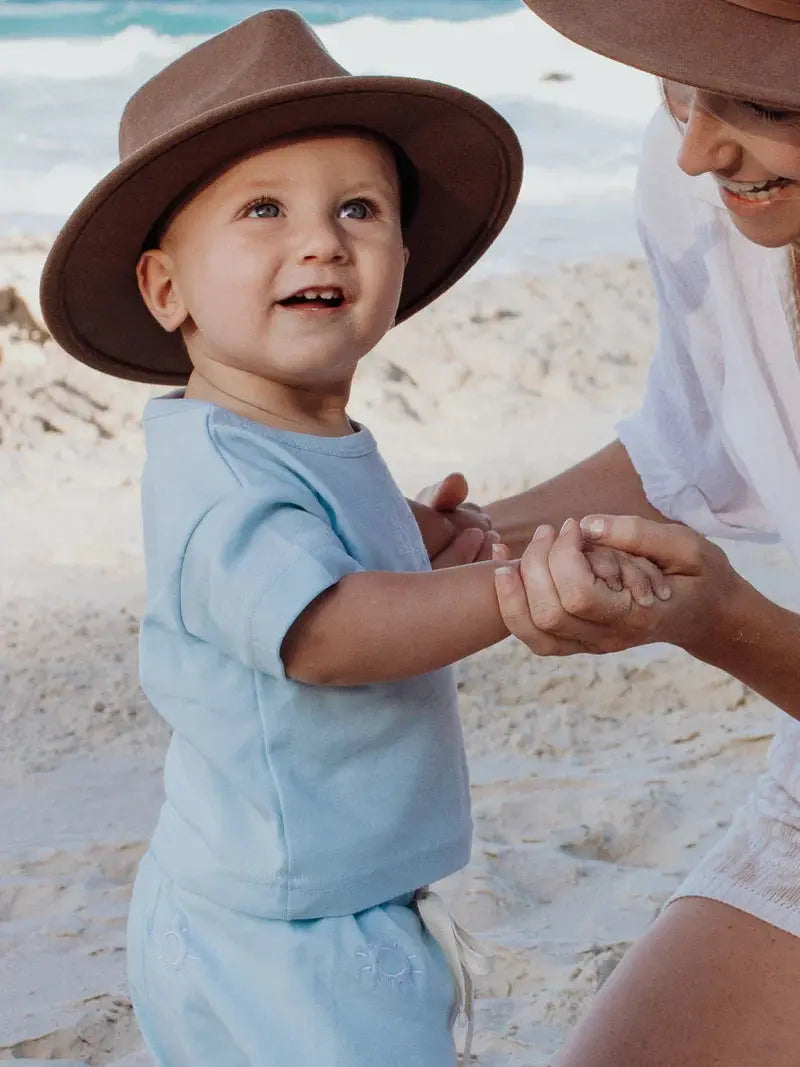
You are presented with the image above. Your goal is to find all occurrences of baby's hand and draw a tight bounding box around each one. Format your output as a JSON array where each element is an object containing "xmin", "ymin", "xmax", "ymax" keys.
[
  {"xmin": 492, "ymin": 530, "xmax": 669, "ymax": 607},
  {"xmin": 583, "ymin": 544, "xmax": 670, "ymax": 607},
  {"xmin": 413, "ymin": 471, "xmax": 497, "ymax": 567}
]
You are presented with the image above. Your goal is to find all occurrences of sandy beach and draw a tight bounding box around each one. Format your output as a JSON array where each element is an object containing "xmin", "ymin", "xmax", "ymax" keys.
[{"xmin": 1, "ymin": 238, "xmax": 794, "ymax": 1065}]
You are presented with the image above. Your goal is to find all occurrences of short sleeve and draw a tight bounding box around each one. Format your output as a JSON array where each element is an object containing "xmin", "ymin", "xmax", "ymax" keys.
[
  {"xmin": 179, "ymin": 480, "xmax": 362, "ymax": 678},
  {"xmin": 617, "ymin": 112, "xmax": 775, "ymax": 542}
]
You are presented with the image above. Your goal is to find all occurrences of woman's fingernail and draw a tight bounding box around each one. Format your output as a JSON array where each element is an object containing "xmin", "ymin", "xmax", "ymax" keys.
[
  {"xmin": 486, "ymin": 530, "xmax": 501, "ymax": 543},
  {"xmin": 560, "ymin": 517, "xmax": 575, "ymax": 535},
  {"xmin": 638, "ymin": 592, "xmax": 655, "ymax": 607},
  {"xmin": 494, "ymin": 566, "xmax": 514, "ymax": 589},
  {"xmin": 533, "ymin": 525, "xmax": 550, "ymax": 540},
  {"xmin": 491, "ymin": 542, "xmax": 502, "ymax": 559},
  {"xmin": 657, "ymin": 585, "xmax": 672, "ymax": 600},
  {"xmin": 580, "ymin": 517, "xmax": 605, "ymax": 538}
]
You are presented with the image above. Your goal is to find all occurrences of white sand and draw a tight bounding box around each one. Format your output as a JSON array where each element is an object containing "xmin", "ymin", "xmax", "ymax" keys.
[{"xmin": 1, "ymin": 240, "xmax": 794, "ymax": 1065}]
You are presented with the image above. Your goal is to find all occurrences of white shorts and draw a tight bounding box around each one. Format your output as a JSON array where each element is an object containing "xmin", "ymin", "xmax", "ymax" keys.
[{"xmin": 668, "ymin": 714, "xmax": 800, "ymax": 935}]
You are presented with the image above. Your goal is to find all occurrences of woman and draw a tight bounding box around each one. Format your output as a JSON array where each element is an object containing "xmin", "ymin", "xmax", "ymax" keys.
[{"xmin": 420, "ymin": 1, "xmax": 800, "ymax": 1062}]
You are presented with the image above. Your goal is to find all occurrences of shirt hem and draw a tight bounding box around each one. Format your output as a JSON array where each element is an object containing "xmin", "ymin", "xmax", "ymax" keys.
[{"xmin": 149, "ymin": 817, "xmax": 471, "ymax": 921}]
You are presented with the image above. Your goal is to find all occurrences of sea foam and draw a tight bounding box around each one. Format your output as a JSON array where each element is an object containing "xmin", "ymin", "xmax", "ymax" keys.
[{"xmin": 0, "ymin": 9, "xmax": 660, "ymax": 264}]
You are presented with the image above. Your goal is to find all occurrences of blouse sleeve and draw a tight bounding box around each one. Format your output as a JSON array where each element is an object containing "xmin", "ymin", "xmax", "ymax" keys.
[{"xmin": 616, "ymin": 108, "xmax": 777, "ymax": 542}]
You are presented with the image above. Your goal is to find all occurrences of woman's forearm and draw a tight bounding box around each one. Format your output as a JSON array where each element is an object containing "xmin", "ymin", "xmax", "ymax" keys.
[
  {"xmin": 487, "ymin": 440, "xmax": 667, "ymax": 556},
  {"xmin": 686, "ymin": 576, "xmax": 800, "ymax": 721}
]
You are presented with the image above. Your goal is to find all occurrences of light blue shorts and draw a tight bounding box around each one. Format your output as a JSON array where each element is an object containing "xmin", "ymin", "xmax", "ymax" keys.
[{"xmin": 127, "ymin": 852, "xmax": 459, "ymax": 1066}]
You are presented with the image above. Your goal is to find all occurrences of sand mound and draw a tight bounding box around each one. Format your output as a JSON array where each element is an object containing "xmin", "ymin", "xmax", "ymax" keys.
[
  {"xmin": 0, "ymin": 329, "xmax": 151, "ymax": 451},
  {"xmin": 0, "ymin": 251, "xmax": 787, "ymax": 1066}
]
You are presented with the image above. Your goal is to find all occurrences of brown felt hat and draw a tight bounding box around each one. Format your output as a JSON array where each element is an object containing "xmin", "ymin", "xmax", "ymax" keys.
[
  {"xmin": 40, "ymin": 8, "xmax": 522, "ymax": 384},
  {"xmin": 522, "ymin": 0, "xmax": 800, "ymax": 111}
]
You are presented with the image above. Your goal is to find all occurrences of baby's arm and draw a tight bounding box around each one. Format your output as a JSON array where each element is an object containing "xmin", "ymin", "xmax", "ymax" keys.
[
  {"xmin": 181, "ymin": 487, "xmax": 665, "ymax": 689},
  {"xmin": 281, "ymin": 561, "xmax": 507, "ymax": 685},
  {"xmin": 281, "ymin": 533, "xmax": 667, "ymax": 686}
]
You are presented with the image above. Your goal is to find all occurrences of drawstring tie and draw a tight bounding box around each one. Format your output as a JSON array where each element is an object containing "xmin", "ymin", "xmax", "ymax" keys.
[{"xmin": 414, "ymin": 886, "xmax": 493, "ymax": 1063}]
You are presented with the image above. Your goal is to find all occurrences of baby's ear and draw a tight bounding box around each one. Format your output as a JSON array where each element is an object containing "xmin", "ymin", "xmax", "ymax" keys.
[{"xmin": 136, "ymin": 249, "xmax": 187, "ymax": 333}]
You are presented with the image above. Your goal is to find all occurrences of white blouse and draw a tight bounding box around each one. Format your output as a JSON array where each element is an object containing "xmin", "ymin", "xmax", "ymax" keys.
[
  {"xmin": 618, "ymin": 105, "xmax": 800, "ymax": 562},
  {"xmin": 618, "ymin": 108, "xmax": 800, "ymax": 933}
]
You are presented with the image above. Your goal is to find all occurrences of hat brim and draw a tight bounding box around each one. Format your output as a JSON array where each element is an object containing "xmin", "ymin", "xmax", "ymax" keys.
[
  {"xmin": 523, "ymin": 0, "xmax": 800, "ymax": 111},
  {"xmin": 40, "ymin": 77, "xmax": 522, "ymax": 384}
]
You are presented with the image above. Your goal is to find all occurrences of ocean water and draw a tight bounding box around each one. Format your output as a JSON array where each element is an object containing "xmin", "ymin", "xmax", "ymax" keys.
[
  {"xmin": 0, "ymin": 1, "xmax": 520, "ymax": 36},
  {"xmin": 0, "ymin": 0, "xmax": 661, "ymax": 271}
]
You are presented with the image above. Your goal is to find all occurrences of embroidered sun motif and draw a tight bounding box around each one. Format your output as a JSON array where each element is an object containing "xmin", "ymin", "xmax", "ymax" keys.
[
  {"xmin": 355, "ymin": 941, "xmax": 423, "ymax": 990},
  {"xmin": 156, "ymin": 914, "xmax": 199, "ymax": 969}
]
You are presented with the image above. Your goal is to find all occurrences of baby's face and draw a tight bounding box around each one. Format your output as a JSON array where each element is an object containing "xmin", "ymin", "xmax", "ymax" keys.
[{"xmin": 143, "ymin": 131, "xmax": 407, "ymax": 394}]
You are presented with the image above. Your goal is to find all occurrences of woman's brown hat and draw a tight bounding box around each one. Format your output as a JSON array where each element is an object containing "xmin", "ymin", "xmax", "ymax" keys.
[
  {"xmin": 40, "ymin": 8, "xmax": 522, "ymax": 384},
  {"xmin": 522, "ymin": 0, "xmax": 800, "ymax": 111}
]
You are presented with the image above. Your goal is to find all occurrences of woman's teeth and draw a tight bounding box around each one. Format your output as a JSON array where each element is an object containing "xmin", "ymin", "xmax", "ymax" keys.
[{"xmin": 717, "ymin": 176, "xmax": 793, "ymax": 201}]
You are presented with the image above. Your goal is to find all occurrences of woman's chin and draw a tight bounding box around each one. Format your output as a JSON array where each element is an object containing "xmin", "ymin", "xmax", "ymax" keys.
[{"xmin": 728, "ymin": 208, "xmax": 800, "ymax": 249}]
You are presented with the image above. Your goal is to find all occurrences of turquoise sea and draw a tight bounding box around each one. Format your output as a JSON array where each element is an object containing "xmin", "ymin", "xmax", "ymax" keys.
[
  {"xmin": 0, "ymin": 0, "xmax": 660, "ymax": 268},
  {"xmin": 0, "ymin": 1, "xmax": 518, "ymax": 37}
]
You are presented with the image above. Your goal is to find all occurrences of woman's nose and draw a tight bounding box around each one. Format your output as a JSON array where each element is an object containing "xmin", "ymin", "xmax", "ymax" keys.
[{"xmin": 677, "ymin": 100, "xmax": 742, "ymax": 178}]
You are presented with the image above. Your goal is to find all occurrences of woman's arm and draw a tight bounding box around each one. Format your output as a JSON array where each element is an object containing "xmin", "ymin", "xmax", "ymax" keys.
[
  {"xmin": 585, "ymin": 516, "xmax": 800, "ymax": 719},
  {"xmin": 416, "ymin": 442, "xmax": 668, "ymax": 563},
  {"xmin": 494, "ymin": 515, "xmax": 800, "ymax": 721},
  {"xmin": 688, "ymin": 571, "xmax": 800, "ymax": 717},
  {"xmin": 486, "ymin": 440, "xmax": 668, "ymax": 556}
]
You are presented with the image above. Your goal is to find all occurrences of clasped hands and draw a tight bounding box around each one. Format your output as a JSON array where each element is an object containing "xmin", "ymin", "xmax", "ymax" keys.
[{"xmin": 415, "ymin": 472, "xmax": 737, "ymax": 658}]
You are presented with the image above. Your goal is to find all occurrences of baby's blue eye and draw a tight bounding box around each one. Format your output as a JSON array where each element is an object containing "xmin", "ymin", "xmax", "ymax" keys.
[
  {"xmin": 339, "ymin": 200, "xmax": 370, "ymax": 220},
  {"xmin": 248, "ymin": 200, "xmax": 280, "ymax": 219}
]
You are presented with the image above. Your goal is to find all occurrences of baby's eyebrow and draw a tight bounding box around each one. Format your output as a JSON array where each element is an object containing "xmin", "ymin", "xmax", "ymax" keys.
[
  {"xmin": 339, "ymin": 181, "xmax": 396, "ymax": 199},
  {"xmin": 233, "ymin": 176, "xmax": 284, "ymax": 195}
]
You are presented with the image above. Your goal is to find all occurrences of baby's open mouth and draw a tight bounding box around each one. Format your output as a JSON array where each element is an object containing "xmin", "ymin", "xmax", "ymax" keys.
[{"xmin": 278, "ymin": 287, "xmax": 345, "ymax": 308}]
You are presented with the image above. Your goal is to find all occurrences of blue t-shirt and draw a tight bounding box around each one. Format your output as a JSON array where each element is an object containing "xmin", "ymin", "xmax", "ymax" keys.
[{"xmin": 140, "ymin": 396, "xmax": 472, "ymax": 920}]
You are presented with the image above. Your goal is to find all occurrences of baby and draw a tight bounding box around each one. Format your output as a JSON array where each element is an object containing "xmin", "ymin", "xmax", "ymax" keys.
[{"xmin": 41, "ymin": 10, "xmax": 663, "ymax": 1065}]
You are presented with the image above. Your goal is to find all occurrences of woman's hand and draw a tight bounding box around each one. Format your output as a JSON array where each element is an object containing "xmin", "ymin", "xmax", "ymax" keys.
[
  {"xmin": 411, "ymin": 471, "xmax": 498, "ymax": 569},
  {"xmin": 494, "ymin": 515, "xmax": 739, "ymax": 657}
]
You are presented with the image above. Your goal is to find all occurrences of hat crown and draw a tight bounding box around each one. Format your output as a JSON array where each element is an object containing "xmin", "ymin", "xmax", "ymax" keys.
[
  {"xmin": 724, "ymin": 0, "xmax": 800, "ymax": 19},
  {"xmin": 120, "ymin": 9, "xmax": 349, "ymax": 159}
]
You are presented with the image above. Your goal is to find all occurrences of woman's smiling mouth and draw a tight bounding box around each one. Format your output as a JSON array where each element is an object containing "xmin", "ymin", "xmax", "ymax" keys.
[
  {"xmin": 715, "ymin": 174, "xmax": 795, "ymax": 202},
  {"xmin": 716, "ymin": 173, "xmax": 797, "ymax": 215},
  {"xmin": 713, "ymin": 173, "xmax": 799, "ymax": 218}
]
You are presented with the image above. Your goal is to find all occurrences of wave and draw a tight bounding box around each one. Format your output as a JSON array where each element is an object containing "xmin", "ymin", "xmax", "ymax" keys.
[
  {"xmin": 0, "ymin": 163, "xmax": 112, "ymax": 218},
  {"xmin": 0, "ymin": 24, "xmax": 199, "ymax": 78},
  {"xmin": 0, "ymin": 8, "xmax": 659, "ymax": 259},
  {"xmin": 0, "ymin": 10, "xmax": 658, "ymax": 122},
  {"xmin": 0, "ymin": 158, "xmax": 642, "ymax": 218},
  {"xmin": 0, "ymin": 1, "xmax": 519, "ymax": 36}
]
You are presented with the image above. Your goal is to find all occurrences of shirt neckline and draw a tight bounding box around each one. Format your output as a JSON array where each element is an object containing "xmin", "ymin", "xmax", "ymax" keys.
[{"xmin": 144, "ymin": 392, "xmax": 378, "ymax": 458}]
